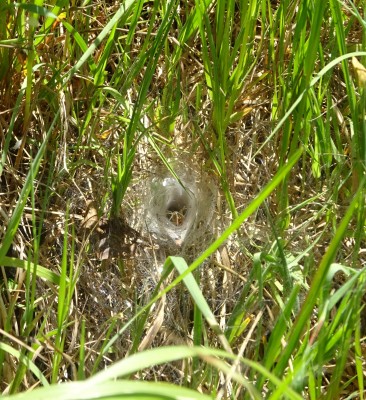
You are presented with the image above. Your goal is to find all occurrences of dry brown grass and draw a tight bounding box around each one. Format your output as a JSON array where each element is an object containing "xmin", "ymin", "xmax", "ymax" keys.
[{"xmin": 1, "ymin": 0, "xmax": 366, "ymax": 397}]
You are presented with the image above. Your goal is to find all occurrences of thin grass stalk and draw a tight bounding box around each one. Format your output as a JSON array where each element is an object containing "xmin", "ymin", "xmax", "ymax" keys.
[
  {"xmin": 51, "ymin": 206, "xmax": 69, "ymax": 383},
  {"xmin": 8, "ymin": 348, "xmax": 28, "ymax": 394},
  {"xmin": 0, "ymin": 105, "xmax": 59, "ymax": 383},
  {"xmin": 90, "ymin": 319, "xmax": 118, "ymax": 375},
  {"xmin": 225, "ymin": 253, "xmax": 264, "ymax": 346},
  {"xmin": 19, "ymin": 166, "xmax": 40, "ymax": 339},
  {"xmin": 324, "ymin": 294, "xmax": 361, "ymax": 398},
  {"xmin": 0, "ymin": 110, "xmax": 59, "ymax": 262},
  {"xmin": 77, "ymin": 318, "xmax": 86, "ymax": 381},
  {"xmin": 111, "ymin": 0, "xmax": 178, "ymax": 216},
  {"xmin": 61, "ymin": 0, "xmax": 135, "ymax": 85},
  {"xmin": 0, "ymin": 343, "xmax": 48, "ymax": 391},
  {"xmin": 0, "ymin": 81, "xmax": 26, "ymax": 177},
  {"xmin": 0, "ymin": 3, "xmax": 10, "ymax": 81},
  {"xmin": 196, "ymin": 0, "xmax": 263, "ymax": 219},
  {"xmin": 354, "ymin": 300, "xmax": 364, "ymax": 399},
  {"xmin": 273, "ymin": 179, "xmax": 365, "ymax": 377}
]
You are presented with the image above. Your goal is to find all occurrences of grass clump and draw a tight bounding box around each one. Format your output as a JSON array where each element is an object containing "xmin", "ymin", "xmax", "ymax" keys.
[{"xmin": 0, "ymin": 0, "xmax": 366, "ymax": 399}]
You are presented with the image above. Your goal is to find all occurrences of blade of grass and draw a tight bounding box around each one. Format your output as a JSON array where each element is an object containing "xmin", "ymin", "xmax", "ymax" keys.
[
  {"xmin": 0, "ymin": 110, "xmax": 60, "ymax": 261},
  {"xmin": 260, "ymin": 284, "xmax": 301, "ymax": 373},
  {"xmin": 1, "ymin": 257, "xmax": 62, "ymax": 285},
  {"xmin": 273, "ymin": 178, "xmax": 365, "ymax": 377},
  {"xmin": 61, "ymin": 0, "xmax": 135, "ymax": 85},
  {"xmin": 255, "ymin": 51, "xmax": 366, "ymax": 158},
  {"xmin": 87, "ymin": 346, "xmax": 301, "ymax": 399},
  {"xmin": 111, "ymin": 0, "xmax": 179, "ymax": 216},
  {"xmin": 354, "ymin": 309, "xmax": 364, "ymax": 400},
  {"xmin": 0, "ymin": 342, "xmax": 48, "ymax": 388},
  {"xmin": 0, "ymin": 79, "xmax": 26, "ymax": 177},
  {"xmin": 3, "ymin": 379, "xmax": 213, "ymax": 400},
  {"xmin": 167, "ymin": 256, "xmax": 231, "ymax": 353}
]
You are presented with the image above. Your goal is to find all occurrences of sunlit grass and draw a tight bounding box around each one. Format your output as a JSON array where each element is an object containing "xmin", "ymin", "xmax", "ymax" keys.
[{"xmin": 0, "ymin": 0, "xmax": 365, "ymax": 399}]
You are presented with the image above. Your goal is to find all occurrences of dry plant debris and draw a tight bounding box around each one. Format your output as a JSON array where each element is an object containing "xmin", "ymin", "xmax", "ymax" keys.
[{"xmin": 0, "ymin": 0, "xmax": 366, "ymax": 398}]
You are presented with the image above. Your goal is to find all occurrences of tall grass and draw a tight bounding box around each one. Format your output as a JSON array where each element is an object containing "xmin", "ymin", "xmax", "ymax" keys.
[{"xmin": 0, "ymin": 0, "xmax": 365, "ymax": 399}]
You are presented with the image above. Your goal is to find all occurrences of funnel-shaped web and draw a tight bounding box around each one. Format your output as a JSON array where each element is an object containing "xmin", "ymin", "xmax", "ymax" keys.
[{"xmin": 144, "ymin": 167, "xmax": 216, "ymax": 250}]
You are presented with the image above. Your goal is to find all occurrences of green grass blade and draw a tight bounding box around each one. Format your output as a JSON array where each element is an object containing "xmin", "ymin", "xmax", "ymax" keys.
[
  {"xmin": 0, "ymin": 111, "xmax": 60, "ymax": 261},
  {"xmin": 167, "ymin": 256, "xmax": 231, "ymax": 353},
  {"xmin": 87, "ymin": 346, "xmax": 300, "ymax": 398},
  {"xmin": 62, "ymin": 0, "xmax": 135, "ymax": 84},
  {"xmin": 61, "ymin": 20, "xmax": 97, "ymax": 73},
  {"xmin": 1, "ymin": 257, "xmax": 62, "ymax": 285},
  {"xmin": 0, "ymin": 342, "xmax": 49, "ymax": 387},
  {"xmin": 111, "ymin": 0, "xmax": 179, "ymax": 216},
  {"xmin": 274, "ymin": 178, "xmax": 365, "ymax": 377},
  {"xmin": 256, "ymin": 51, "xmax": 366, "ymax": 157},
  {"xmin": 3, "ymin": 380, "xmax": 213, "ymax": 400}
]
